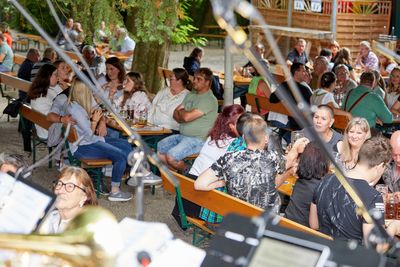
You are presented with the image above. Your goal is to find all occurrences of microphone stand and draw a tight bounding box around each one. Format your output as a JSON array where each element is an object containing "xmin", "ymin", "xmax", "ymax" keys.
[
  {"xmin": 210, "ymin": 0, "xmax": 393, "ymax": 250},
  {"xmin": 7, "ymin": 0, "xmax": 180, "ymax": 221}
]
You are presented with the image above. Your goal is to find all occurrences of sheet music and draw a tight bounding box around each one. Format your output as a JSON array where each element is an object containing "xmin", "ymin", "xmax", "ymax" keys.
[{"xmin": 0, "ymin": 172, "xmax": 55, "ymax": 234}]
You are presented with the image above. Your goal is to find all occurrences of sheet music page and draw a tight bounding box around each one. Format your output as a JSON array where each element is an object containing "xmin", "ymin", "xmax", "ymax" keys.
[{"xmin": 0, "ymin": 172, "xmax": 54, "ymax": 234}]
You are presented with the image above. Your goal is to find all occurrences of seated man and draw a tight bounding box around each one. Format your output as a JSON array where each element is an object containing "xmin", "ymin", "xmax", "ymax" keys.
[
  {"xmin": 109, "ymin": 28, "xmax": 135, "ymax": 69},
  {"xmin": 310, "ymin": 56, "xmax": 329, "ymax": 89},
  {"xmin": 17, "ymin": 48, "xmax": 40, "ymax": 99},
  {"xmin": 194, "ymin": 114, "xmax": 305, "ymax": 210},
  {"xmin": 157, "ymin": 67, "xmax": 218, "ymax": 171},
  {"xmin": 382, "ymin": 131, "xmax": 400, "ymax": 192},
  {"xmin": 269, "ymin": 62, "xmax": 313, "ymax": 136},
  {"xmin": 310, "ymin": 136, "xmax": 392, "ymax": 244},
  {"xmin": 355, "ymin": 41, "xmax": 379, "ymax": 72},
  {"xmin": 82, "ymin": 45, "xmax": 106, "ymax": 77},
  {"xmin": 286, "ymin": 38, "xmax": 308, "ymax": 67},
  {"xmin": 0, "ymin": 33, "xmax": 14, "ymax": 73},
  {"xmin": 30, "ymin": 47, "xmax": 58, "ymax": 81},
  {"xmin": 342, "ymin": 71, "xmax": 392, "ymax": 128}
]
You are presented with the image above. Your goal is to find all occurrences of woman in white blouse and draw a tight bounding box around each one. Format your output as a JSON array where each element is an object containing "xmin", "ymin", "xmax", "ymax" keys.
[
  {"xmin": 115, "ymin": 71, "xmax": 151, "ymax": 115},
  {"xmin": 148, "ymin": 68, "xmax": 190, "ymax": 131},
  {"xmin": 28, "ymin": 64, "xmax": 61, "ymax": 139},
  {"xmin": 102, "ymin": 57, "xmax": 125, "ymax": 103}
]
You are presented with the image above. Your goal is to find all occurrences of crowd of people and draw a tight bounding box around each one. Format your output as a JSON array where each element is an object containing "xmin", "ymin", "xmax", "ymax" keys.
[{"xmin": 3, "ymin": 20, "xmax": 400, "ymax": 252}]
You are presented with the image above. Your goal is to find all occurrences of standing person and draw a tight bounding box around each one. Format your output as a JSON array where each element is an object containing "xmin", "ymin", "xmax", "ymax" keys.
[
  {"xmin": 355, "ymin": 41, "xmax": 379, "ymax": 71},
  {"xmin": 0, "ymin": 33, "xmax": 13, "ymax": 73},
  {"xmin": 342, "ymin": 72, "xmax": 392, "ymax": 128},
  {"xmin": 286, "ymin": 39, "xmax": 308, "ymax": 66},
  {"xmin": 148, "ymin": 68, "xmax": 190, "ymax": 131},
  {"xmin": 17, "ymin": 48, "xmax": 40, "ymax": 99},
  {"xmin": 336, "ymin": 117, "xmax": 371, "ymax": 171},
  {"xmin": 285, "ymin": 142, "xmax": 329, "ymax": 227},
  {"xmin": 67, "ymin": 79, "xmax": 132, "ymax": 202},
  {"xmin": 157, "ymin": 68, "xmax": 218, "ymax": 172},
  {"xmin": 310, "ymin": 136, "xmax": 392, "ymax": 244},
  {"xmin": 39, "ymin": 167, "xmax": 97, "ymax": 234}
]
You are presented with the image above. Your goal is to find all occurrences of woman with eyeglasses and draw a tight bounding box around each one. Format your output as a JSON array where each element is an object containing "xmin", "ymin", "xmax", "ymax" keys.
[
  {"xmin": 39, "ymin": 166, "xmax": 97, "ymax": 234},
  {"xmin": 148, "ymin": 68, "xmax": 190, "ymax": 131}
]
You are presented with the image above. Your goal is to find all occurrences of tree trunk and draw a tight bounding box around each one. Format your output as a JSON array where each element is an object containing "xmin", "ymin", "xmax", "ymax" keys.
[{"xmin": 131, "ymin": 40, "xmax": 170, "ymax": 93}]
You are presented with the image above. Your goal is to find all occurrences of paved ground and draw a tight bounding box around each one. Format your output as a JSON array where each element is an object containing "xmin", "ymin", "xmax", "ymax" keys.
[{"xmin": 0, "ymin": 45, "xmax": 248, "ymax": 246}]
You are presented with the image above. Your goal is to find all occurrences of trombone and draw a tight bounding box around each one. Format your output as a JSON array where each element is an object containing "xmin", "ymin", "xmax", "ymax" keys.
[{"xmin": 0, "ymin": 207, "xmax": 122, "ymax": 267}]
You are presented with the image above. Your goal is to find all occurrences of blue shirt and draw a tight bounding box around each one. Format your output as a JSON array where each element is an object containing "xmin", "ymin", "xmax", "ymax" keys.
[
  {"xmin": 67, "ymin": 102, "xmax": 104, "ymax": 154},
  {"xmin": 0, "ymin": 42, "xmax": 14, "ymax": 71}
]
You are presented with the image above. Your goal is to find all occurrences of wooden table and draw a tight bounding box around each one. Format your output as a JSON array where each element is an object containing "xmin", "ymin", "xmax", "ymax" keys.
[
  {"xmin": 104, "ymin": 53, "xmax": 131, "ymax": 62},
  {"xmin": 107, "ymin": 118, "xmax": 172, "ymax": 136},
  {"xmin": 219, "ymin": 73, "xmax": 252, "ymax": 86}
]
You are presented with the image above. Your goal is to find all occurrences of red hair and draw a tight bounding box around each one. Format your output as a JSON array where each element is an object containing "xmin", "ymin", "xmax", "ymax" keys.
[{"xmin": 208, "ymin": 104, "xmax": 245, "ymax": 148}]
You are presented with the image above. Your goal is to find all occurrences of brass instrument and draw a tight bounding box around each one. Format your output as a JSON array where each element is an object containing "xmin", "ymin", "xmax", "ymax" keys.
[{"xmin": 0, "ymin": 207, "xmax": 122, "ymax": 267}]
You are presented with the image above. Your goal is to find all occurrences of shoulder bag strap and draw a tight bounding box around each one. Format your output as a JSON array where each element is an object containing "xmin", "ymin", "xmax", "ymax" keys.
[{"xmin": 348, "ymin": 92, "xmax": 370, "ymax": 112}]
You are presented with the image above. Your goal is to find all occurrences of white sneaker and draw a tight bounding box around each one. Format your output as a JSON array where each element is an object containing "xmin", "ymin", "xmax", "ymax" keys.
[{"xmin": 142, "ymin": 172, "xmax": 162, "ymax": 185}]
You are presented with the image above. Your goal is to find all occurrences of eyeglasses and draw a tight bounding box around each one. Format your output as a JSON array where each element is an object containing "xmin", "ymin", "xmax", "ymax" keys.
[{"xmin": 53, "ymin": 180, "xmax": 86, "ymax": 193}]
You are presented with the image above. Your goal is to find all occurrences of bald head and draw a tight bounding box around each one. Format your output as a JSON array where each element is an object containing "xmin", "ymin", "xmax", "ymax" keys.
[{"xmin": 390, "ymin": 131, "xmax": 400, "ymax": 168}]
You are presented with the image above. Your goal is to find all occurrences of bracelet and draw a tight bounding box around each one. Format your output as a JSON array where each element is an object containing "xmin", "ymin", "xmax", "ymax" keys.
[
  {"xmin": 91, "ymin": 120, "xmax": 98, "ymax": 124},
  {"xmin": 59, "ymin": 116, "xmax": 63, "ymax": 123}
]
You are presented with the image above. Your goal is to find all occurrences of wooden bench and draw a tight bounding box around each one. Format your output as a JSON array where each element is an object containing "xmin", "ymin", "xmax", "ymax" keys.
[
  {"xmin": 160, "ymin": 170, "xmax": 331, "ymax": 245},
  {"xmin": 0, "ymin": 72, "xmax": 31, "ymax": 101},
  {"xmin": 246, "ymin": 93, "xmax": 350, "ymax": 131},
  {"xmin": 19, "ymin": 104, "xmax": 53, "ymax": 167},
  {"xmin": 66, "ymin": 126, "xmax": 112, "ymax": 196}
]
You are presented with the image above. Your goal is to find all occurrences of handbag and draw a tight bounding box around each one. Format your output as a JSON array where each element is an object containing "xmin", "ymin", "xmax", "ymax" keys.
[{"xmin": 3, "ymin": 99, "xmax": 22, "ymax": 118}]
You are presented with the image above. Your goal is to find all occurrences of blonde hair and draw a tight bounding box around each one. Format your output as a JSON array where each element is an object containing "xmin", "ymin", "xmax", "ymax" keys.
[
  {"xmin": 387, "ymin": 67, "xmax": 400, "ymax": 94},
  {"xmin": 341, "ymin": 117, "xmax": 371, "ymax": 164},
  {"xmin": 68, "ymin": 79, "xmax": 93, "ymax": 116}
]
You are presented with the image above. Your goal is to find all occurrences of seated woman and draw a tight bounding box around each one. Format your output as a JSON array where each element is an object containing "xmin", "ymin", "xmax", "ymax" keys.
[
  {"xmin": 102, "ymin": 57, "xmax": 126, "ymax": 104},
  {"xmin": 39, "ymin": 166, "xmax": 97, "ymax": 234},
  {"xmin": 114, "ymin": 72, "xmax": 152, "ymax": 116},
  {"xmin": 67, "ymin": 79, "xmax": 132, "ymax": 202},
  {"xmin": 189, "ymin": 104, "xmax": 245, "ymax": 177},
  {"xmin": 333, "ymin": 47, "xmax": 357, "ymax": 82},
  {"xmin": 379, "ymin": 54, "xmax": 397, "ymax": 77},
  {"xmin": 371, "ymin": 69, "xmax": 386, "ymax": 100},
  {"xmin": 386, "ymin": 68, "xmax": 400, "ymax": 112},
  {"xmin": 148, "ymin": 68, "xmax": 190, "ymax": 131},
  {"xmin": 284, "ymin": 142, "xmax": 329, "ymax": 227},
  {"xmin": 336, "ymin": 117, "xmax": 371, "ymax": 171},
  {"xmin": 300, "ymin": 105, "xmax": 342, "ymax": 151},
  {"xmin": 28, "ymin": 64, "xmax": 62, "ymax": 140}
]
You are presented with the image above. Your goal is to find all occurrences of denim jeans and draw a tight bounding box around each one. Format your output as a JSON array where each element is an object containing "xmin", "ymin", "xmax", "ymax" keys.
[
  {"xmin": 157, "ymin": 134, "xmax": 204, "ymax": 161},
  {"xmin": 73, "ymin": 137, "xmax": 131, "ymax": 186}
]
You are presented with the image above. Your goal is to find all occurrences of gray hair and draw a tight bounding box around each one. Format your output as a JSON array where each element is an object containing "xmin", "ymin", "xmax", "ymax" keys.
[
  {"xmin": 0, "ymin": 153, "xmax": 28, "ymax": 171},
  {"xmin": 360, "ymin": 41, "xmax": 371, "ymax": 50},
  {"xmin": 242, "ymin": 114, "xmax": 269, "ymax": 144},
  {"xmin": 334, "ymin": 64, "xmax": 349, "ymax": 74},
  {"xmin": 82, "ymin": 45, "xmax": 95, "ymax": 54}
]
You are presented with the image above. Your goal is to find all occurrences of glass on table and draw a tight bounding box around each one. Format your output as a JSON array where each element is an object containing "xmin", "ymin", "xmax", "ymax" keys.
[{"xmin": 291, "ymin": 130, "xmax": 304, "ymax": 144}]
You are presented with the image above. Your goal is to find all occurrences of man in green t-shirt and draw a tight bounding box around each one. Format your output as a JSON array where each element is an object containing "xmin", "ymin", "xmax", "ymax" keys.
[{"xmin": 157, "ymin": 67, "xmax": 218, "ymax": 171}]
